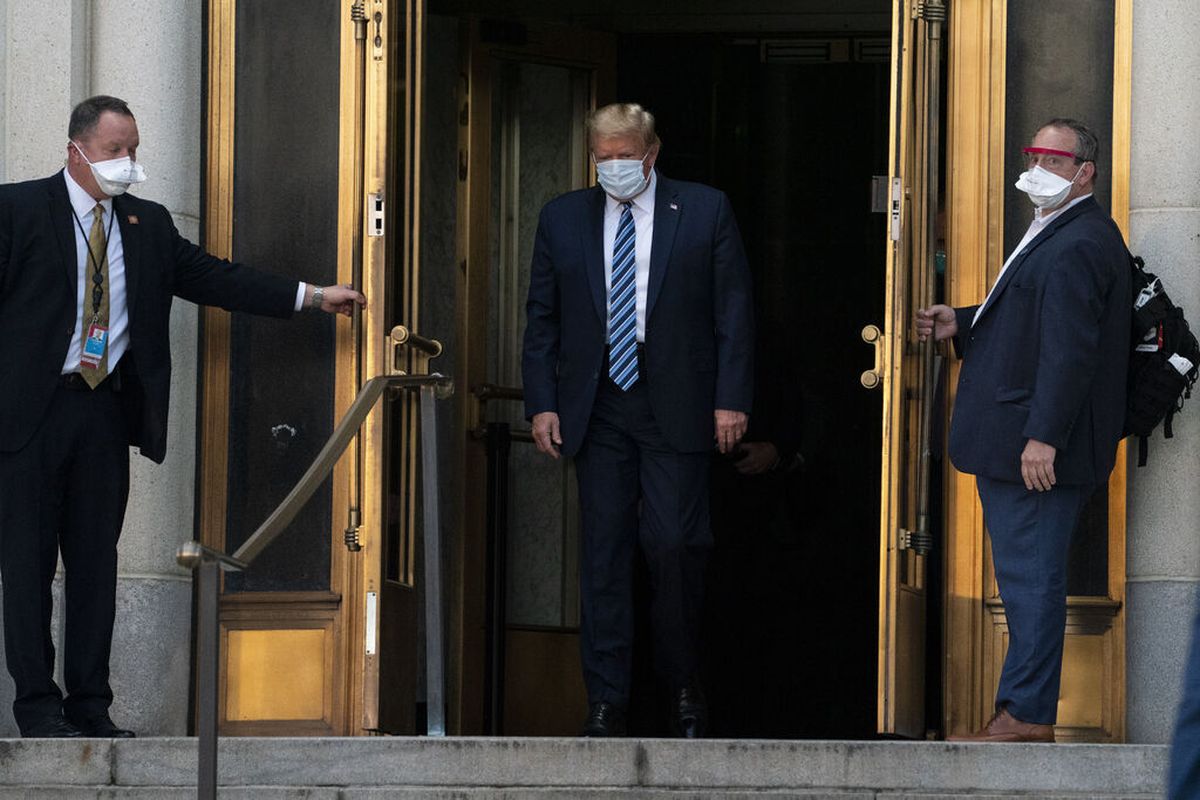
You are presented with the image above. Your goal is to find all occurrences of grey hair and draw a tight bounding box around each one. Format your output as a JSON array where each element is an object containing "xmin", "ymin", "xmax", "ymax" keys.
[
  {"xmin": 586, "ymin": 103, "xmax": 661, "ymax": 151},
  {"xmin": 69, "ymin": 95, "xmax": 135, "ymax": 140}
]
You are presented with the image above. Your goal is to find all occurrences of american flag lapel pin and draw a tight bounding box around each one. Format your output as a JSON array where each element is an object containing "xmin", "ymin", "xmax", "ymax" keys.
[{"xmin": 127, "ymin": 215, "xmax": 139, "ymax": 225}]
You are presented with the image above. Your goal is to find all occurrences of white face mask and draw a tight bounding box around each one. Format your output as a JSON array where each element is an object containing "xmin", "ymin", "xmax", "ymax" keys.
[
  {"xmin": 71, "ymin": 141, "xmax": 147, "ymax": 197},
  {"xmin": 595, "ymin": 153, "xmax": 650, "ymax": 201},
  {"xmin": 1015, "ymin": 163, "xmax": 1082, "ymax": 210}
]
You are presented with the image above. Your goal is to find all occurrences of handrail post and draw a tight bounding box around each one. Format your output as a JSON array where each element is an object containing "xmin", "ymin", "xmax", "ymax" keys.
[
  {"xmin": 174, "ymin": 367, "xmax": 453, "ymax": 787},
  {"xmin": 196, "ymin": 558, "xmax": 220, "ymax": 800},
  {"xmin": 420, "ymin": 384, "xmax": 446, "ymax": 736}
]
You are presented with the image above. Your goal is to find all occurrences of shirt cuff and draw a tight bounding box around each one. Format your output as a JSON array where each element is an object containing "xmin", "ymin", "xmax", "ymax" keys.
[{"xmin": 294, "ymin": 282, "xmax": 308, "ymax": 312}]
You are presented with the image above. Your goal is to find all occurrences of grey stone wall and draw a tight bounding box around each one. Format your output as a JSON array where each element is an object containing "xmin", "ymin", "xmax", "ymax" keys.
[
  {"xmin": 0, "ymin": 1, "xmax": 7, "ymax": 184},
  {"xmin": 0, "ymin": 0, "xmax": 201, "ymax": 736},
  {"xmin": 1126, "ymin": 0, "xmax": 1200, "ymax": 744}
]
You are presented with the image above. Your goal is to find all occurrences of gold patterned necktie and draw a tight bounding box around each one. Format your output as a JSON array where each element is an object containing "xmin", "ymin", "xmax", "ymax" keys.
[{"xmin": 81, "ymin": 203, "xmax": 110, "ymax": 388}]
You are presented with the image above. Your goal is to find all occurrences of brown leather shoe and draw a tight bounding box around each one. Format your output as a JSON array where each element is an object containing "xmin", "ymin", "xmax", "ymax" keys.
[{"xmin": 946, "ymin": 708, "xmax": 1055, "ymax": 743}]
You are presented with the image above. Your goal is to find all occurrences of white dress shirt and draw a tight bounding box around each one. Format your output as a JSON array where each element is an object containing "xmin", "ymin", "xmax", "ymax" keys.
[
  {"xmin": 62, "ymin": 170, "xmax": 129, "ymax": 374},
  {"xmin": 62, "ymin": 171, "xmax": 307, "ymax": 375},
  {"xmin": 603, "ymin": 170, "xmax": 656, "ymax": 342},
  {"xmin": 972, "ymin": 192, "xmax": 1093, "ymax": 327}
]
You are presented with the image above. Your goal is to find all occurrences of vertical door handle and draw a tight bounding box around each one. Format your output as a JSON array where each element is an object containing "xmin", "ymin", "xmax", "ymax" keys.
[{"xmin": 861, "ymin": 324, "xmax": 884, "ymax": 389}]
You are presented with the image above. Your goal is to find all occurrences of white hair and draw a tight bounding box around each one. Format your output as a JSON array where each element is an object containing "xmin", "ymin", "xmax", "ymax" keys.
[{"xmin": 586, "ymin": 103, "xmax": 661, "ymax": 151}]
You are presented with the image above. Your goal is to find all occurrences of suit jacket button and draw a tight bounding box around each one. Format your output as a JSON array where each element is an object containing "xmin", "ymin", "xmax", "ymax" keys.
[{"xmin": 592, "ymin": 371, "xmax": 599, "ymax": 380}]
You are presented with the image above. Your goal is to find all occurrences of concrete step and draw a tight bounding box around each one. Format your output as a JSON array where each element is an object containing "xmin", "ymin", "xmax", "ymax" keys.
[{"xmin": 0, "ymin": 737, "xmax": 1168, "ymax": 799}]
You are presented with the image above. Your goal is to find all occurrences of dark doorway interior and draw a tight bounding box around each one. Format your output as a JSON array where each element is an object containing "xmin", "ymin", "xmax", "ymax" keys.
[{"xmin": 617, "ymin": 33, "xmax": 890, "ymax": 739}]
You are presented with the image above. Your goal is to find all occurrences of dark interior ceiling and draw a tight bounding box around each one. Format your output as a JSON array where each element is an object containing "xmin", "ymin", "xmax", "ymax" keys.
[{"xmin": 428, "ymin": 0, "xmax": 892, "ymax": 34}]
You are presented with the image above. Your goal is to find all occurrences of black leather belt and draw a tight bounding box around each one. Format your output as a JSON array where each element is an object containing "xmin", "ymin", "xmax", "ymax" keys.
[{"xmin": 59, "ymin": 367, "xmax": 121, "ymax": 392}]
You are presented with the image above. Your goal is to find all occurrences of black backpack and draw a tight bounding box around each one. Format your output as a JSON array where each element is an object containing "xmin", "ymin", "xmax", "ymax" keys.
[{"xmin": 1124, "ymin": 254, "xmax": 1200, "ymax": 466}]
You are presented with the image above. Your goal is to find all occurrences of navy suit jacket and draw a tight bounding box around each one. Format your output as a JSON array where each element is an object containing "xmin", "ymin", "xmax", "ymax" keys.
[
  {"xmin": 0, "ymin": 171, "xmax": 299, "ymax": 464},
  {"xmin": 948, "ymin": 196, "xmax": 1130, "ymax": 486},
  {"xmin": 522, "ymin": 174, "xmax": 754, "ymax": 457}
]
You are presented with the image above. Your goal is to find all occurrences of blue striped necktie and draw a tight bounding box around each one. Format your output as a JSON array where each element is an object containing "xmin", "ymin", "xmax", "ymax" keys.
[{"xmin": 608, "ymin": 201, "xmax": 639, "ymax": 390}]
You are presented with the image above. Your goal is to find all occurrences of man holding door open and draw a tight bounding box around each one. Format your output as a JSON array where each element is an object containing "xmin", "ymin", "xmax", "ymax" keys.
[
  {"xmin": 0, "ymin": 95, "xmax": 365, "ymax": 738},
  {"xmin": 916, "ymin": 118, "xmax": 1129, "ymax": 742}
]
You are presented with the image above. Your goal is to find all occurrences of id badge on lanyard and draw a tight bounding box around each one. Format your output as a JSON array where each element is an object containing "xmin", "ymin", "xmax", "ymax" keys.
[{"xmin": 80, "ymin": 321, "xmax": 109, "ymax": 368}]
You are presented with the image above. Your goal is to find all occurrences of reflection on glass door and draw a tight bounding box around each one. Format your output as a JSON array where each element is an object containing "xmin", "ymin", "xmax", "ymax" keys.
[
  {"xmin": 455, "ymin": 17, "xmax": 616, "ymax": 734},
  {"xmin": 489, "ymin": 60, "xmax": 589, "ymax": 633},
  {"xmin": 489, "ymin": 58, "xmax": 591, "ymax": 735}
]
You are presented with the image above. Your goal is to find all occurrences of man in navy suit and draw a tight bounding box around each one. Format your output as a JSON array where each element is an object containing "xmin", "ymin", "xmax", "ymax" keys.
[
  {"xmin": 917, "ymin": 118, "xmax": 1130, "ymax": 742},
  {"xmin": 0, "ymin": 95, "xmax": 364, "ymax": 738},
  {"xmin": 523, "ymin": 103, "xmax": 754, "ymax": 737}
]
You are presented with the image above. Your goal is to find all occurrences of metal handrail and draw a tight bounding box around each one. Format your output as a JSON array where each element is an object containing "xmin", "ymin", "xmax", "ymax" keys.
[
  {"xmin": 233, "ymin": 373, "xmax": 451, "ymax": 564},
  {"xmin": 390, "ymin": 324, "xmax": 443, "ymax": 357},
  {"xmin": 177, "ymin": 358, "xmax": 453, "ymax": 800},
  {"xmin": 176, "ymin": 540, "xmax": 247, "ymax": 572},
  {"xmin": 469, "ymin": 383, "xmax": 533, "ymax": 442}
]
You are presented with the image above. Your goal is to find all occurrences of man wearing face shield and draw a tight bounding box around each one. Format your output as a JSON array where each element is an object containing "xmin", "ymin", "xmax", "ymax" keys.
[
  {"xmin": 0, "ymin": 95, "xmax": 365, "ymax": 738},
  {"xmin": 916, "ymin": 118, "xmax": 1130, "ymax": 742},
  {"xmin": 523, "ymin": 103, "xmax": 754, "ymax": 738}
]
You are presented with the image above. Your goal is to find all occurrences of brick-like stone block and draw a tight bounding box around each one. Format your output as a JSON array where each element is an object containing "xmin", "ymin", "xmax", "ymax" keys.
[{"xmin": 0, "ymin": 739, "xmax": 112, "ymax": 786}]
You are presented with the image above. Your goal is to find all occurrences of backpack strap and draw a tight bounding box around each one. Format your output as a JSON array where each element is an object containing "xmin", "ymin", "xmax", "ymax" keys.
[{"xmin": 1138, "ymin": 434, "xmax": 1149, "ymax": 467}]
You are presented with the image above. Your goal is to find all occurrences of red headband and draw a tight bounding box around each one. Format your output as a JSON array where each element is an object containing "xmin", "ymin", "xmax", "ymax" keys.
[{"xmin": 1022, "ymin": 146, "xmax": 1078, "ymax": 159}]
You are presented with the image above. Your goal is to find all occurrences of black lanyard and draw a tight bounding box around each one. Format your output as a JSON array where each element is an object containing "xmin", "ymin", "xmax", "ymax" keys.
[{"xmin": 71, "ymin": 205, "xmax": 117, "ymax": 320}]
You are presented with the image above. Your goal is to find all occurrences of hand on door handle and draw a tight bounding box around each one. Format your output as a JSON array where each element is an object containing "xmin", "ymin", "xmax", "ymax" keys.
[
  {"xmin": 306, "ymin": 283, "xmax": 367, "ymax": 317},
  {"xmin": 914, "ymin": 304, "xmax": 957, "ymax": 342}
]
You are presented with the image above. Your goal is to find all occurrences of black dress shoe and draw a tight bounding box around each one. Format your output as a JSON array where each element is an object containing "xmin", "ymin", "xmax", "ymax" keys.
[
  {"xmin": 670, "ymin": 683, "xmax": 708, "ymax": 739},
  {"xmin": 73, "ymin": 716, "xmax": 136, "ymax": 738},
  {"xmin": 22, "ymin": 715, "xmax": 83, "ymax": 738},
  {"xmin": 581, "ymin": 702, "xmax": 627, "ymax": 737}
]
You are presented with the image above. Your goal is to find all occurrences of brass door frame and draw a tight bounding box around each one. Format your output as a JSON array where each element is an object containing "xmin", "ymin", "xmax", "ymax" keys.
[
  {"xmin": 354, "ymin": 0, "xmax": 420, "ymax": 734},
  {"xmin": 877, "ymin": 0, "xmax": 944, "ymax": 739},
  {"xmin": 198, "ymin": 0, "xmax": 374, "ymax": 736},
  {"xmin": 941, "ymin": 0, "xmax": 1007, "ymax": 741}
]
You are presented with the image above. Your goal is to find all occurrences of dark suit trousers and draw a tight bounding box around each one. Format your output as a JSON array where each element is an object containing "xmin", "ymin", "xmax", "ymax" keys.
[
  {"xmin": 574, "ymin": 375, "xmax": 712, "ymax": 707},
  {"xmin": 976, "ymin": 476, "xmax": 1093, "ymax": 725},
  {"xmin": 0, "ymin": 381, "xmax": 129, "ymax": 732}
]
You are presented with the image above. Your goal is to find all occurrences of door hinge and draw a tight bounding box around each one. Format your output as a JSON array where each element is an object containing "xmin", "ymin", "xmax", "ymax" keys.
[
  {"xmin": 368, "ymin": 192, "xmax": 385, "ymax": 237},
  {"xmin": 344, "ymin": 507, "xmax": 362, "ymax": 551},
  {"xmin": 350, "ymin": 0, "xmax": 367, "ymax": 38},
  {"xmin": 898, "ymin": 527, "xmax": 933, "ymax": 555},
  {"xmin": 914, "ymin": 1, "xmax": 947, "ymax": 23}
]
